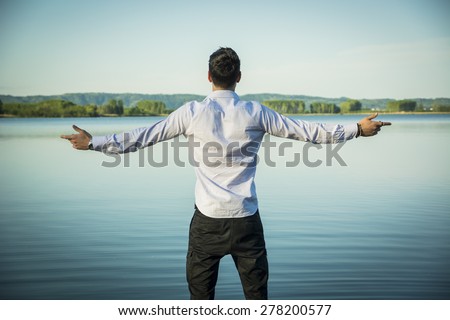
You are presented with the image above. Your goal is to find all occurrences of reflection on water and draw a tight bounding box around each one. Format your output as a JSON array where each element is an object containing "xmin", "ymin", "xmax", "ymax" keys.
[{"xmin": 0, "ymin": 115, "xmax": 449, "ymax": 299}]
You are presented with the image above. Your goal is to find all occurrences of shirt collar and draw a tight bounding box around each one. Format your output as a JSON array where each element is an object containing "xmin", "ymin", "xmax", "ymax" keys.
[{"xmin": 206, "ymin": 90, "xmax": 240, "ymax": 100}]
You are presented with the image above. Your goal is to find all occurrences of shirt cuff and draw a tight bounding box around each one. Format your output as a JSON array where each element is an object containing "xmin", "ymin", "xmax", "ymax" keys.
[
  {"xmin": 343, "ymin": 123, "xmax": 359, "ymax": 141},
  {"xmin": 91, "ymin": 135, "xmax": 109, "ymax": 151}
]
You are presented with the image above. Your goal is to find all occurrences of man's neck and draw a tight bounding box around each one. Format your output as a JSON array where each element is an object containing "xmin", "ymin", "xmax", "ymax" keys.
[{"xmin": 212, "ymin": 84, "xmax": 236, "ymax": 92}]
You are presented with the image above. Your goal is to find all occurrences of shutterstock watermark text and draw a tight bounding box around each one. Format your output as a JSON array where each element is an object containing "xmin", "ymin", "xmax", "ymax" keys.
[{"xmin": 100, "ymin": 134, "xmax": 348, "ymax": 168}]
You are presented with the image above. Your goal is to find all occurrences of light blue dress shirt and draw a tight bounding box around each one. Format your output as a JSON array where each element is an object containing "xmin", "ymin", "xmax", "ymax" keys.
[{"xmin": 92, "ymin": 90, "xmax": 358, "ymax": 218}]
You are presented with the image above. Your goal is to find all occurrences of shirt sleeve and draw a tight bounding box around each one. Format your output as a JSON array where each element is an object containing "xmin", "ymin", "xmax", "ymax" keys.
[
  {"xmin": 91, "ymin": 104, "xmax": 190, "ymax": 154},
  {"xmin": 259, "ymin": 105, "xmax": 358, "ymax": 143}
]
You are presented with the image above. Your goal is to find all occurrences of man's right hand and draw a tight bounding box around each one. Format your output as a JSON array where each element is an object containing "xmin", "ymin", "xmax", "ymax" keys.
[{"xmin": 60, "ymin": 125, "xmax": 92, "ymax": 150}]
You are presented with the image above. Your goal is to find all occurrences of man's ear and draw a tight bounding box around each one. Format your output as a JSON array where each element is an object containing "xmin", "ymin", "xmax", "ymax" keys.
[
  {"xmin": 207, "ymin": 71, "xmax": 213, "ymax": 83},
  {"xmin": 236, "ymin": 71, "xmax": 241, "ymax": 83}
]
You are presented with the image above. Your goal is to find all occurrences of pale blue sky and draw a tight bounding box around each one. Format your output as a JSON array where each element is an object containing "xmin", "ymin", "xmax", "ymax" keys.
[{"xmin": 0, "ymin": 0, "xmax": 449, "ymax": 99}]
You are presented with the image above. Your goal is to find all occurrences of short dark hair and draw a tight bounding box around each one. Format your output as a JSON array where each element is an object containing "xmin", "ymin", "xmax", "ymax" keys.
[{"xmin": 208, "ymin": 47, "xmax": 241, "ymax": 88}]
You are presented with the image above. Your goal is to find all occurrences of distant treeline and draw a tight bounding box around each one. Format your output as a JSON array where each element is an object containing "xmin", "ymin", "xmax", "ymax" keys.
[
  {"xmin": 263, "ymin": 99, "xmax": 355, "ymax": 114},
  {"xmin": 0, "ymin": 99, "xmax": 171, "ymax": 117},
  {"xmin": 2, "ymin": 93, "xmax": 450, "ymax": 111},
  {"xmin": 0, "ymin": 93, "xmax": 203, "ymax": 110},
  {"xmin": 385, "ymin": 100, "xmax": 450, "ymax": 112},
  {"xmin": 263, "ymin": 100, "xmax": 305, "ymax": 113},
  {"xmin": 1, "ymin": 97, "xmax": 449, "ymax": 118},
  {"xmin": 263, "ymin": 99, "xmax": 450, "ymax": 114}
]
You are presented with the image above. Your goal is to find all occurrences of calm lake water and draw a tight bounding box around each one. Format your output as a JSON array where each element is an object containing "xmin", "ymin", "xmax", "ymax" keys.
[{"xmin": 0, "ymin": 114, "xmax": 449, "ymax": 299}]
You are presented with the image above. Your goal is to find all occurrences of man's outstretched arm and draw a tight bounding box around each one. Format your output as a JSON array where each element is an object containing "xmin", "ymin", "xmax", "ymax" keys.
[
  {"xmin": 60, "ymin": 104, "xmax": 191, "ymax": 152},
  {"xmin": 61, "ymin": 122, "xmax": 179, "ymax": 153},
  {"xmin": 260, "ymin": 105, "xmax": 391, "ymax": 143}
]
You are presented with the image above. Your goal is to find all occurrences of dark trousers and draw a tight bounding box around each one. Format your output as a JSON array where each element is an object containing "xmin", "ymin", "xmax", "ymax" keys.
[{"xmin": 186, "ymin": 208, "xmax": 268, "ymax": 300}]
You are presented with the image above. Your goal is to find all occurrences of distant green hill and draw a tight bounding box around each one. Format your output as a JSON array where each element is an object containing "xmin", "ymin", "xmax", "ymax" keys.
[{"xmin": 1, "ymin": 92, "xmax": 449, "ymax": 110}]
